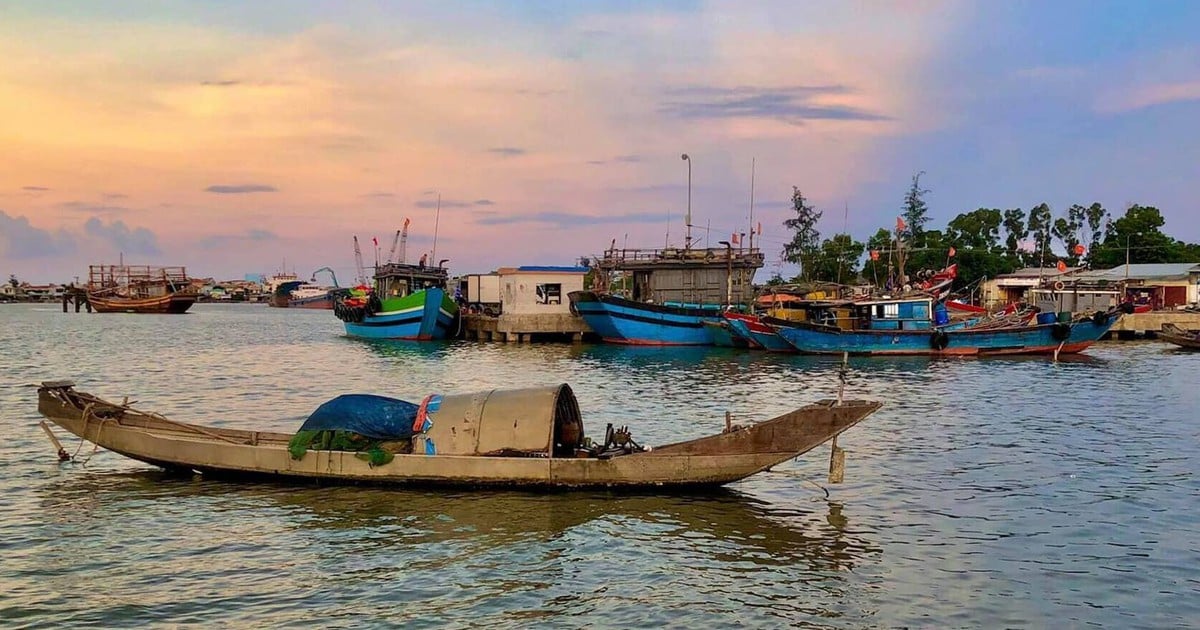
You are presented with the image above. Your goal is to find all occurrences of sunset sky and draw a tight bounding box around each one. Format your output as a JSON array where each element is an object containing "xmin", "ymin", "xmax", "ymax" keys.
[{"xmin": 2, "ymin": 0, "xmax": 1198, "ymax": 283}]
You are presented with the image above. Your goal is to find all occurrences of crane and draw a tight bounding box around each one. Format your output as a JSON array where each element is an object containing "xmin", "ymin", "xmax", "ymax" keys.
[
  {"xmin": 384, "ymin": 218, "xmax": 411, "ymax": 264},
  {"xmin": 352, "ymin": 236, "xmax": 366, "ymax": 286},
  {"xmin": 310, "ymin": 267, "xmax": 339, "ymax": 288}
]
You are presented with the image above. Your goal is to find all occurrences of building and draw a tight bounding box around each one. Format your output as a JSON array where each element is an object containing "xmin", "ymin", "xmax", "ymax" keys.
[
  {"xmin": 1067, "ymin": 263, "xmax": 1200, "ymax": 310},
  {"xmin": 460, "ymin": 266, "xmax": 591, "ymax": 342},
  {"xmin": 496, "ymin": 266, "xmax": 587, "ymax": 314},
  {"xmin": 981, "ymin": 267, "xmax": 1077, "ymax": 308}
]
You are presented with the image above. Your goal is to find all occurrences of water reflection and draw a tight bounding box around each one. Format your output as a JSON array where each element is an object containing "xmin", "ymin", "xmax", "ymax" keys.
[{"xmin": 37, "ymin": 471, "xmax": 880, "ymax": 574}]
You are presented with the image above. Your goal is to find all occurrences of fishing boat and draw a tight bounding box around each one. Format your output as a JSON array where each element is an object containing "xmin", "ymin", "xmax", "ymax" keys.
[
  {"xmin": 568, "ymin": 244, "xmax": 764, "ymax": 346},
  {"xmin": 85, "ymin": 265, "xmax": 198, "ymax": 314},
  {"xmin": 777, "ymin": 303, "xmax": 1131, "ymax": 356},
  {"xmin": 35, "ymin": 380, "xmax": 881, "ymax": 489},
  {"xmin": 1160, "ymin": 323, "xmax": 1200, "ymax": 350},
  {"xmin": 702, "ymin": 318, "xmax": 750, "ymax": 348},
  {"xmin": 726, "ymin": 314, "xmax": 795, "ymax": 352},
  {"xmin": 269, "ymin": 267, "xmax": 341, "ymax": 309},
  {"xmin": 335, "ymin": 262, "xmax": 458, "ymax": 340}
]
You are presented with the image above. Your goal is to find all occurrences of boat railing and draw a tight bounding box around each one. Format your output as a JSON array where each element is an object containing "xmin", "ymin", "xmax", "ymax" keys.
[{"xmin": 599, "ymin": 247, "xmax": 764, "ymax": 267}]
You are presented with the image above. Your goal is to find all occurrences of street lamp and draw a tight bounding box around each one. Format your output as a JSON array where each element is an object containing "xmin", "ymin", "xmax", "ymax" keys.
[{"xmin": 681, "ymin": 154, "xmax": 692, "ymax": 249}]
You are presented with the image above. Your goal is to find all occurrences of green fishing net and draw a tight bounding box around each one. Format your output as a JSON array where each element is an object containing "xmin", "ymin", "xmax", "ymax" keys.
[{"xmin": 287, "ymin": 430, "xmax": 398, "ymax": 466}]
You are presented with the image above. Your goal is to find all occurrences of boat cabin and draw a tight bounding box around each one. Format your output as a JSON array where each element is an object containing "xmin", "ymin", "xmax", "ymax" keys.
[
  {"xmin": 595, "ymin": 246, "xmax": 764, "ymax": 306},
  {"xmin": 374, "ymin": 262, "xmax": 450, "ymax": 298}
]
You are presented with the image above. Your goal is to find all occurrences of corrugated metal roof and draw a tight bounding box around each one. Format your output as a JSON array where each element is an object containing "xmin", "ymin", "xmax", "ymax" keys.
[
  {"xmin": 1072, "ymin": 263, "xmax": 1200, "ymax": 282},
  {"xmin": 996, "ymin": 267, "xmax": 1076, "ymax": 278}
]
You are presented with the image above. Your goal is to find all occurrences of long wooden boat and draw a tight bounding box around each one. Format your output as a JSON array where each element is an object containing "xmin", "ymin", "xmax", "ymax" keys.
[
  {"xmin": 86, "ymin": 265, "xmax": 198, "ymax": 314},
  {"xmin": 1160, "ymin": 323, "xmax": 1200, "ymax": 350},
  {"xmin": 35, "ymin": 381, "xmax": 881, "ymax": 489}
]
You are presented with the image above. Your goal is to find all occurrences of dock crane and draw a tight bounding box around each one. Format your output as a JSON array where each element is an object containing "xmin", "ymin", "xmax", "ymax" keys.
[
  {"xmin": 310, "ymin": 267, "xmax": 339, "ymax": 288},
  {"xmin": 352, "ymin": 236, "xmax": 367, "ymax": 286},
  {"xmin": 385, "ymin": 218, "xmax": 411, "ymax": 264}
]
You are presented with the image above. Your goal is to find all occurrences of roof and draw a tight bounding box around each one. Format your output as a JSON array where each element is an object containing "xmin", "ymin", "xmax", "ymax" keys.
[
  {"xmin": 1072, "ymin": 263, "xmax": 1200, "ymax": 282},
  {"xmin": 497, "ymin": 266, "xmax": 589, "ymax": 274},
  {"xmin": 996, "ymin": 267, "xmax": 1078, "ymax": 279}
]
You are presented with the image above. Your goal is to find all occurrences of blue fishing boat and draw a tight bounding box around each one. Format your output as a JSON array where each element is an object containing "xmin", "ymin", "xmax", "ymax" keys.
[
  {"xmin": 725, "ymin": 314, "xmax": 794, "ymax": 352},
  {"xmin": 570, "ymin": 244, "xmax": 764, "ymax": 346},
  {"xmin": 776, "ymin": 302, "xmax": 1129, "ymax": 356},
  {"xmin": 702, "ymin": 319, "xmax": 750, "ymax": 348},
  {"xmin": 335, "ymin": 262, "xmax": 459, "ymax": 341},
  {"xmin": 568, "ymin": 292, "xmax": 722, "ymax": 345}
]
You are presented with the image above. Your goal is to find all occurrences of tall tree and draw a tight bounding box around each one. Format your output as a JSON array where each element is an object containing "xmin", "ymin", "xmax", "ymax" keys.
[
  {"xmin": 1051, "ymin": 204, "xmax": 1085, "ymax": 265},
  {"xmin": 809, "ymin": 234, "xmax": 865, "ymax": 283},
  {"xmin": 901, "ymin": 171, "xmax": 931, "ymax": 245},
  {"xmin": 945, "ymin": 208, "xmax": 1003, "ymax": 250},
  {"xmin": 781, "ymin": 187, "xmax": 823, "ymax": 280},
  {"xmin": 1093, "ymin": 205, "xmax": 1182, "ymax": 267},
  {"xmin": 862, "ymin": 228, "xmax": 894, "ymax": 287},
  {"xmin": 1002, "ymin": 208, "xmax": 1028, "ymax": 262},
  {"xmin": 1082, "ymin": 202, "xmax": 1108, "ymax": 265},
  {"xmin": 1026, "ymin": 203, "xmax": 1053, "ymax": 266}
]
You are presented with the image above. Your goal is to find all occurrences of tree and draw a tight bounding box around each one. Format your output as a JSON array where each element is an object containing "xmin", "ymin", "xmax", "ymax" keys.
[
  {"xmin": 1083, "ymin": 202, "xmax": 1108, "ymax": 264},
  {"xmin": 781, "ymin": 187, "xmax": 823, "ymax": 280},
  {"xmin": 945, "ymin": 208, "xmax": 1003, "ymax": 250},
  {"xmin": 901, "ymin": 171, "xmax": 931, "ymax": 245},
  {"xmin": 1092, "ymin": 205, "xmax": 1183, "ymax": 267},
  {"xmin": 1002, "ymin": 208, "xmax": 1028, "ymax": 262},
  {"xmin": 809, "ymin": 234, "xmax": 865, "ymax": 283},
  {"xmin": 1026, "ymin": 203, "xmax": 1053, "ymax": 266},
  {"xmin": 862, "ymin": 228, "xmax": 894, "ymax": 287},
  {"xmin": 1051, "ymin": 204, "xmax": 1085, "ymax": 266},
  {"xmin": 7, "ymin": 274, "xmax": 17, "ymax": 290}
]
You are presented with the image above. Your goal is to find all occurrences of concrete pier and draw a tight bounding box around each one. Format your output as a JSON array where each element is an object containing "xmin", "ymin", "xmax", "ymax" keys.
[
  {"xmin": 1108, "ymin": 312, "xmax": 1200, "ymax": 339},
  {"xmin": 463, "ymin": 313, "xmax": 592, "ymax": 343}
]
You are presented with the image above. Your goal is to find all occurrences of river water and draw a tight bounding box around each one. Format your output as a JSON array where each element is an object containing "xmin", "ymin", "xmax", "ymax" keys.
[{"xmin": 0, "ymin": 303, "xmax": 1196, "ymax": 628}]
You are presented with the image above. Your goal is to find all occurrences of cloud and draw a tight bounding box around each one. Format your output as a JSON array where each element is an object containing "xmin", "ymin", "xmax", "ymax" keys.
[
  {"xmin": 83, "ymin": 217, "xmax": 161, "ymax": 255},
  {"xmin": 59, "ymin": 201, "xmax": 134, "ymax": 217},
  {"xmin": 200, "ymin": 80, "xmax": 241, "ymax": 86},
  {"xmin": 476, "ymin": 210, "xmax": 665, "ymax": 227},
  {"xmin": 659, "ymin": 85, "xmax": 889, "ymax": 125},
  {"xmin": 473, "ymin": 199, "xmax": 496, "ymax": 206},
  {"xmin": 103, "ymin": 193, "xmax": 129, "ymax": 200},
  {"xmin": 0, "ymin": 211, "xmax": 76, "ymax": 258},
  {"xmin": 204, "ymin": 184, "xmax": 278, "ymax": 194},
  {"xmin": 486, "ymin": 147, "xmax": 526, "ymax": 157},
  {"xmin": 21, "ymin": 186, "xmax": 50, "ymax": 192},
  {"xmin": 198, "ymin": 228, "xmax": 279, "ymax": 249},
  {"xmin": 1097, "ymin": 80, "xmax": 1200, "ymax": 114},
  {"xmin": 588, "ymin": 154, "xmax": 643, "ymax": 165},
  {"xmin": 362, "ymin": 192, "xmax": 396, "ymax": 200},
  {"xmin": 414, "ymin": 198, "xmax": 498, "ymax": 209}
]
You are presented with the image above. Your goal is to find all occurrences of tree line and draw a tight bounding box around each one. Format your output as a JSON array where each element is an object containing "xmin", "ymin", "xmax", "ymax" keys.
[{"xmin": 777, "ymin": 173, "xmax": 1200, "ymax": 290}]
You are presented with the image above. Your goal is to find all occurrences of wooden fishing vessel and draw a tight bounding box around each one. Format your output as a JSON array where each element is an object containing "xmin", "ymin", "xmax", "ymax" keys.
[
  {"xmin": 35, "ymin": 381, "xmax": 880, "ymax": 489},
  {"xmin": 1160, "ymin": 323, "xmax": 1200, "ymax": 350},
  {"xmin": 86, "ymin": 265, "xmax": 198, "ymax": 314}
]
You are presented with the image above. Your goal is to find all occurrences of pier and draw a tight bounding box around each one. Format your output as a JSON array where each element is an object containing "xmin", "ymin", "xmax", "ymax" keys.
[
  {"xmin": 1108, "ymin": 311, "xmax": 1200, "ymax": 339},
  {"xmin": 462, "ymin": 312, "xmax": 592, "ymax": 343}
]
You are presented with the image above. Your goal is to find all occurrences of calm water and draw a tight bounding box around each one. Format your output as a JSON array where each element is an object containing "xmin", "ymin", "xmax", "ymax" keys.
[{"xmin": 1, "ymin": 303, "xmax": 1197, "ymax": 628}]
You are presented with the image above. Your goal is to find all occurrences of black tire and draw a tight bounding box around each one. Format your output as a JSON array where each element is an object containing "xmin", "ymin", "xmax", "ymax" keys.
[
  {"xmin": 1092, "ymin": 311, "xmax": 1108, "ymax": 327},
  {"xmin": 368, "ymin": 293, "xmax": 382, "ymax": 315},
  {"xmin": 569, "ymin": 299, "xmax": 579, "ymax": 316},
  {"xmin": 930, "ymin": 331, "xmax": 950, "ymax": 350},
  {"xmin": 1051, "ymin": 322, "xmax": 1071, "ymax": 341},
  {"xmin": 1120, "ymin": 302, "xmax": 1136, "ymax": 314}
]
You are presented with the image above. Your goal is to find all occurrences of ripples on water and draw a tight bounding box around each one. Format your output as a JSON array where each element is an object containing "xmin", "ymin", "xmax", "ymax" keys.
[{"xmin": 0, "ymin": 303, "xmax": 1196, "ymax": 627}]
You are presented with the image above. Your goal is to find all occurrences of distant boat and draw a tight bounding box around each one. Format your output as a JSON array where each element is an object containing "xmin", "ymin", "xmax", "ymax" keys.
[
  {"xmin": 336, "ymin": 262, "xmax": 458, "ymax": 340},
  {"xmin": 85, "ymin": 264, "xmax": 198, "ymax": 314},
  {"xmin": 35, "ymin": 380, "xmax": 882, "ymax": 489},
  {"xmin": 776, "ymin": 300, "xmax": 1130, "ymax": 356},
  {"xmin": 1160, "ymin": 323, "xmax": 1200, "ymax": 350},
  {"xmin": 569, "ymin": 244, "xmax": 765, "ymax": 346}
]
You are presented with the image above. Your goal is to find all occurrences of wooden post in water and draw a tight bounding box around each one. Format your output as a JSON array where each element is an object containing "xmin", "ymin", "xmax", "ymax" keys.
[{"xmin": 830, "ymin": 351, "xmax": 849, "ymax": 483}]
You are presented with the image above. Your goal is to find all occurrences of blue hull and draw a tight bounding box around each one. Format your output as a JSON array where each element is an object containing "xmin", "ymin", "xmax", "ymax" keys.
[
  {"xmin": 703, "ymin": 321, "xmax": 749, "ymax": 348},
  {"xmin": 344, "ymin": 288, "xmax": 457, "ymax": 340},
  {"xmin": 727, "ymin": 318, "xmax": 794, "ymax": 352},
  {"xmin": 776, "ymin": 313, "xmax": 1120, "ymax": 356},
  {"xmin": 568, "ymin": 291, "xmax": 721, "ymax": 345}
]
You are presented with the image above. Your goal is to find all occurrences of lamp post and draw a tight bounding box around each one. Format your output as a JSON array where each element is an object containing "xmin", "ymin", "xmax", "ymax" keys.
[
  {"xmin": 681, "ymin": 154, "xmax": 692, "ymax": 249},
  {"xmin": 718, "ymin": 240, "xmax": 732, "ymax": 307}
]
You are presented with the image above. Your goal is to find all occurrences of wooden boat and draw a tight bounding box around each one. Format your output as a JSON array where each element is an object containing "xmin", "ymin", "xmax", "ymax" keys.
[
  {"xmin": 1160, "ymin": 323, "xmax": 1200, "ymax": 350},
  {"xmin": 86, "ymin": 265, "xmax": 198, "ymax": 314},
  {"xmin": 35, "ymin": 381, "xmax": 881, "ymax": 489}
]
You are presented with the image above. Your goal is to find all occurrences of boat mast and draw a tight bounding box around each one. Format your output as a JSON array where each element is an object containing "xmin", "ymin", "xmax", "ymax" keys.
[
  {"xmin": 432, "ymin": 194, "xmax": 441, "ymax": 267},
  {"xmin": 748, "ymin": 157, "xmax": 756, "ymax": 252}
]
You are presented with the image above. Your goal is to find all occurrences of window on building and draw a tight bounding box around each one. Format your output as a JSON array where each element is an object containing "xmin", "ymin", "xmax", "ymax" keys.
[
  {"xmin": 881, "ymin": 303, "xmax": 899, "ymax": 318},
  {"xmin": 536, "ymin": 283, "xmax": 562, "ymax": 304}
]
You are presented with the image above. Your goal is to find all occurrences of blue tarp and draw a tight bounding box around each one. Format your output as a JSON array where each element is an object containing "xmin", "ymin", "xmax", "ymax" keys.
[{"xmin": 297, "ymin": 394, "xmax": 421, "ymax": 440}]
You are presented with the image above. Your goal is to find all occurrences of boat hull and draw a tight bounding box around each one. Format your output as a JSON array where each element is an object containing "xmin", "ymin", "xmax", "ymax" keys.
[
  {"xmin": 288, "ymin": 293, "xmax": 335, "ymax": 309},
  {"xmin": 727, "ymin": 315, "xmax": 794, "ymax": 352},
  {"xmin": 776, "ymin": 313, "xmax": 1120, "ymax": 356},
  {"xmin": 343, "ymin": 288, "xmax": 458, "ymax": 340},
  {"xmin": 87, "ymin": 292, "xmax": 197, "ymax": 314},
  {"xmin": 37, "ymin": 384, "xmax": 881, "ymax": 489},
  {"xmin": 702, "ymin": 320, "xmax": 749, "ymax": 348},
  {"xmin": 568, "ymin": 291, "xmax": 721, "ymax": 345}
]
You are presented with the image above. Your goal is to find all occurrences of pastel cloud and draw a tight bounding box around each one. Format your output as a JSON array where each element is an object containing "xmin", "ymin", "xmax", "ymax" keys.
[
  {"xmin": 205, "ymin": 184, "xmax": 278, "ymax": 194},
  {"xmin": 83, "ymin": 217, "xmax": 161, "ymax": 255},
  {"xmin": 0, "ymin": 211, "xmax": 76, "ymax": 259}
]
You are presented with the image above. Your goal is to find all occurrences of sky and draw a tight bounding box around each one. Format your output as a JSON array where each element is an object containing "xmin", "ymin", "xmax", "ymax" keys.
[{"xmin": 2, "ymin": 0, "xmax": 1198, "ymax": 283}]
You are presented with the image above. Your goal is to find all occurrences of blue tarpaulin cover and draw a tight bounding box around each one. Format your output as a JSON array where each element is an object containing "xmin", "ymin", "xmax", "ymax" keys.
[{"xmin": 296, "ymin": 394, "xmax": 421, "ymax": 440}]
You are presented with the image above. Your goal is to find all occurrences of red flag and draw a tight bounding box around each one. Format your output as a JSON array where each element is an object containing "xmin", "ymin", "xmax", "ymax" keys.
[
  {"xmin": 372, "ymin": 237, "xmax": 378, "ymax": 247},
  {"xmin": 1074, "ymin": 244, "xmax": 1085, "ymax": 256},
  {"xmin": 1056, "ymin": 260, "xmax": 1067, "ymax": 273},
  {"xmin": 896, "ymin": 216, "xmax": 907, "ymax": 232},
  {"xmin": 731, "ymin": 232, "xmax": 740, "ymax": 245},
  {"xmin": 948, "ymin": 246, "xmax": 956, "ymax": 258},
  {"xmin": 403, "ymin": 217, "xmax": 411, "ymax": 228},
  {"xmin": 870, "ymin": 250, "xmax": 880, "ymax": 261}
]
